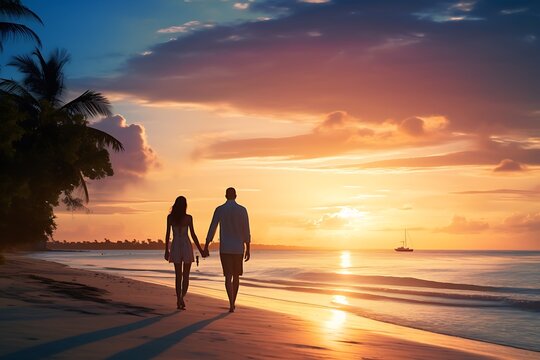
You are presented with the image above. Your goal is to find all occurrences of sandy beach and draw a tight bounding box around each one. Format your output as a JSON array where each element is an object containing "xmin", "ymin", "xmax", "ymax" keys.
[{"xmin": 0, "ymin": 254, "xmax": 538, "ymax": 360}]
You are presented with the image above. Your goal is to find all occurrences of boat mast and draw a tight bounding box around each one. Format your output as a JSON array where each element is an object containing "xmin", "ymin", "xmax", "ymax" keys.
[{"xmin": 404, "ymin": 228, "xmax": 407, "ymax": 248}]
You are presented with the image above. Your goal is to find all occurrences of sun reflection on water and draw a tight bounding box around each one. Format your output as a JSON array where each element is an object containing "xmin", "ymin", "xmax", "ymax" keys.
[
  {"xmin": 332, "ymin": 294, "xmax": 349, "ymax": 305},
  {"xmin": 325, "ymin": 309, "xmax": 347, "ymax": 331},
  {"xmin": 338, "ymin": 250, "xmax": 352, "ymax": 274}
]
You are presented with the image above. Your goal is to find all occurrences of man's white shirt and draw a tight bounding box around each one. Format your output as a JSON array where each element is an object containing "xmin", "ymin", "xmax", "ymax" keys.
[{"xmin": 206, "ymin": 200, "xmax": 251, "ymax": 254}]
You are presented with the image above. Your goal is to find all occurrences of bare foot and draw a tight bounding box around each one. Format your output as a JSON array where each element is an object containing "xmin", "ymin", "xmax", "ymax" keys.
[
  {"xmin": 180, "ymin": 298, "xmax": 186, "ymax": 310},
  {"xmin": 229, "ymin": 306, "xmax": 235, "ymax": 313}
]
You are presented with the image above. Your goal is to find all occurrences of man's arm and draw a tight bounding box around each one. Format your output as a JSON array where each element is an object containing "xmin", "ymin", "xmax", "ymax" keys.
[
  {"xmin": 243, "ymin": 208, "xmax": 251, "ymax": 262},
  {"xmin": 244, "ymin": 242, "xmax": 250, "ymax": 262},
  {"xmin": 204, "ymin": 208, "xmax": 219, "ymax": 254}
]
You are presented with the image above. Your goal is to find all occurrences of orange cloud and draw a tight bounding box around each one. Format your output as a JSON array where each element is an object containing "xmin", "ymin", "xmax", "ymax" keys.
[
  {"xmin": 353, "ymin": 138, "xmax": 540, "ymax": 169},
  {"xmin": 436, "ymin": 215, "xmax": 490, "ymax": 234},
  {"xmin": 493, "ymin": 159, "xmax": 527, "ymax": 172},
  {"xmin": 501, "ymin": 212, "xmax": 540, "ymax": 232},
  {"xmin": 193, "ymin": 111, "xmax": 451, "ymax": 159},
  {"xmin": 452, "ymin": 187, "xmax": 540, "ymax": 201},
  {"xmin": 398, "ymin": 117, "xmax": 425, "ymax": 136}
]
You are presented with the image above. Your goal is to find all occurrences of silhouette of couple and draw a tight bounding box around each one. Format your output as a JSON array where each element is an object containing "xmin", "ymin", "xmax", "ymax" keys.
[{"xmin": 164, "ymin": 187, "xmax": 251, "ymax": 313}]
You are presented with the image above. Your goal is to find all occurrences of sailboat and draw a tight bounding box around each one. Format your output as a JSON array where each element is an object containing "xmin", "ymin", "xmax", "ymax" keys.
[{"xmin": 395, "ymin": 229, "xmax": 414, "ymax": 252}]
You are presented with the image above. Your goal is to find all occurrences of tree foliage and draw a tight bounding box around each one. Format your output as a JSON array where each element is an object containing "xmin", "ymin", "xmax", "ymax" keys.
[
  {"xmin": 0, "ymin": 0, "xmax": 42, "ymax": 52},
  {"xmin": 0, "ymin": 48, "xmax": 123, "ymax": 250}
]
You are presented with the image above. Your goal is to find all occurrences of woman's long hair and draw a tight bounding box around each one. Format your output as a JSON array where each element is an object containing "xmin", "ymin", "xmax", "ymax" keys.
[{"xmin": 169, "ymin": 196, "xmax": 187, "ymax": 225}]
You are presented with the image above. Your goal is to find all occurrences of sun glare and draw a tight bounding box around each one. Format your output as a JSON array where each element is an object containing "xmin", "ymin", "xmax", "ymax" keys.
[
  {"xmin": 340, "ymin": 251, "xmax": 351, "ymax": 268},
  {"xmin": 325, "ymin": 309, "xmax": 347, "ymax": 331},
  {"xmin": 332, "ymin": 295, "xmax": 349, "ymax": 305},
  {"xmin": 336, "ymin": 207, "xmax": 366, "ymax": 220},
  {"xmin": 338, "ymin": 251, "xmax": 352, "ymax": 274}
]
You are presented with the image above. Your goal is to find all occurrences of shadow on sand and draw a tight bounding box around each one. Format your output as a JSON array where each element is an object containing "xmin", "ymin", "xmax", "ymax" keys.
[
  {"xmin": 0, "ymin": 312, "xmax": 177, "ymax": 360},
  {"xmin": 106, "ymin": 312, "xmax": 230, "ymax": 359}
]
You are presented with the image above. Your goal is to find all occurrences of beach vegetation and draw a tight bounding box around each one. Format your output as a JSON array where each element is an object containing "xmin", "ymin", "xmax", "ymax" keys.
[
  {"xmin": 0, "ymin": 0, "xmax": 42, "ymax": 52},
  {"xmin": 0, "ymin": 47, "xmax": 123, "ymax": 250}
]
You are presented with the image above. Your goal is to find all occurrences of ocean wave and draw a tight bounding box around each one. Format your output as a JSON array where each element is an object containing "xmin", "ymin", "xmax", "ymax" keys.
[
  {"xmin": 290, "ymin": 272, "xmax": 540, "ymax": 294},
  {"xmin": 101, "ymin": 266, "xmax": 540, "ymax": 311},
  {"xmin": 238, "ymin": 281, "xmax": 540, "ymax": 312}
]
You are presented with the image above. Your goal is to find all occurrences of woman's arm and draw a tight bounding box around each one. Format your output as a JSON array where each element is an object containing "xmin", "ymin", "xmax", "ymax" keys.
[
  {"xmin": 188, "ymin": 215, "xmax": 204, "ymax": 254},
  {"xmin": 164, "ymin": 215, "xmax": 171, "ymax": 261}
]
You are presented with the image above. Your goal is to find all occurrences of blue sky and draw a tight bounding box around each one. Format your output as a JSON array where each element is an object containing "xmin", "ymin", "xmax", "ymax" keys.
[{"xmin": 1, "ymin": 0, "xmax": 264, "ymax": 78}]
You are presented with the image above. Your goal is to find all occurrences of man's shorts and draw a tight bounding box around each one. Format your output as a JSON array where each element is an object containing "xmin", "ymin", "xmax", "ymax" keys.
[{"xmin": 220, "ymin": 253, "xmax": 243, "ymax": 276}]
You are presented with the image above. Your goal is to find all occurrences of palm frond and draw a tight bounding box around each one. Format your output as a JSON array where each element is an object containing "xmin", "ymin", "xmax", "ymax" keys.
[
  {"xmin": 8, "ymin": 53, "xmax": 41, "ymax": 85},
  {"xmin": 62, "ymin": 192, "xmax": 89, "ymax": 212},
  {"xmin": 32, "ymin": 48, "xmax": 70, "ymax": 103},
  {"xmin": 0, "ymin": 77, "xmax": 31, "ymax": 97},
  {"xmin": 60, "ymin": 90, "xmax": 113, "ymax": 118},
  {"xmin": 0, "ymin": 77, "xmax": 39, "ymax": 108},
  {"xmin": 78, "ymin": 171, "xmax": 90, "ymax": 203},
  {"xmin": 0, "ymin": 0, "xmax": 43, "ymax": 25},
  {"xmin": 8, "ymin": 49, "xmax": 71, "ymax": 103},
  {"xmin": 0, "ymin": 22, "xmax": 41, "ymax": 51},
  {"xmin": 87, "ymin": 126, "xmax": 124, "ymax": 152}
]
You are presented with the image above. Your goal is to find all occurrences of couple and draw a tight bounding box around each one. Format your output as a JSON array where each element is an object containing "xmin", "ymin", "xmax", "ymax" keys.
[{"xmin": 164, "ymin": 187, "xmax": 251, "ymax": 313}]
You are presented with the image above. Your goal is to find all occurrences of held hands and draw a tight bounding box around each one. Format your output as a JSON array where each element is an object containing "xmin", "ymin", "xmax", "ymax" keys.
[
  {"xmin": 197, "ymin": 246, "xmax": 208, "ymax": 258},
  {"xmin": 201, "ymin": 244, "xmax": 210, "ymax": 258}
]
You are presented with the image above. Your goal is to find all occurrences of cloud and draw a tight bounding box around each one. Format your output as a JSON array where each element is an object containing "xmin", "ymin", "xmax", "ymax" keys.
[
  {"xmin": 78, "ymin": 0, "xmax": 540, "ymax": 139},
  {"xmin": 193, "ymin": 111, "xmax": 451, "ymax": 159},
  {"xmin": 233, "ymin": 2, "xmax": 250, "ymax": 10},
  {"xmin": 157, "ymin": 20, "xmax": 214, "ymax": 34},
  {"xmin": 352, "ymin": 137, "xmax": 540, "ymax": 169},
  {"xmin": 90, "ymin": 115, "xmax": 158, "ymax": 190},
  {"xmin": 437, "ymin": 215, "xmax": 489, "ymax": 234},
  {"xmin": 415, "ymin": 0, "xmax": 484, "ymax": 22},
  {"xmin": 500, "ymin": 8, "xmax": 528, "ymax": 15},
  {"xmin": 307, "ymin": 206, "xmax": 368, "ymax": 230},
  {"xmin": 399, "ymin": 117, "xmax": 425, "ymax": 136},
  {"xmin": 493, "ymin": 158, "xmax": 526, "ymax": 172},
  {"xmin": 434, "ymin": 211, "xmax": 540, "ymax": 235},
  {"xmin": 501, "ymin": 212, "xmax": 540, "ymax": 232},
  {"xmin": 452, "ymin": 187, "xmax": 540, "ymax": 198}
]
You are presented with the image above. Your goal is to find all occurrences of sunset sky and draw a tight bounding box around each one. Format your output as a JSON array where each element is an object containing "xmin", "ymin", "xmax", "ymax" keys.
[{"xmin": 3, "ymin": 0, "xmax": 539, "ymax": 249}]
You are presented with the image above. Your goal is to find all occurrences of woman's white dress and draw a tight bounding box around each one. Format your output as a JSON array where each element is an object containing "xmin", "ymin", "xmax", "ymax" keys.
[{"xmin": 168, "ymin": 225, "xmax": 195, "ymax": 263}]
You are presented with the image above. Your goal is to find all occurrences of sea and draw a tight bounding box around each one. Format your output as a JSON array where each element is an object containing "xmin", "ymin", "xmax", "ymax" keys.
[{"xmin": 30, "ymin": 249, "xmax": 540, "ymax": 352}]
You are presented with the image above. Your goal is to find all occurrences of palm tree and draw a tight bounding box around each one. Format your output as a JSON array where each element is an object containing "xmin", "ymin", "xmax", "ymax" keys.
[
  {"xmin": 0, "ymin": 0, "xmax": 42, "ymax": 52},
  {"xmin": 0, "ymin": 48, "xmax": 124, "ymax": 206}
]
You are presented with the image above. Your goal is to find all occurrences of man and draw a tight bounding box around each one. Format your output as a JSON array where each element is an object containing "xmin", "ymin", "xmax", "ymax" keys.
[{"xmin": 204, "ymin": 187, "xmax": 251, "ymax": 313}]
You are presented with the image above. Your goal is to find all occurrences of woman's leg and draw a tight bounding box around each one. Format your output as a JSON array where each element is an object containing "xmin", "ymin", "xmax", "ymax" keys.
[
  {"xmin": 182, "ymin": 262, "xmax": 192, "ymax": 298},
  {"xmin": 174, "ymin": 263, "xmax": 183, "ymax": 307}
]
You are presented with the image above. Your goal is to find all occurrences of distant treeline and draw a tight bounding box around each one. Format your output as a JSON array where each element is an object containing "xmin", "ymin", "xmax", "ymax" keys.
[
  {"xmin": 47, "ymin": 240, "xmax": 313, "ymax": 251},
  {"xmin": 47, "ymin": 239, "xmax": 201, "ymax": 250}
]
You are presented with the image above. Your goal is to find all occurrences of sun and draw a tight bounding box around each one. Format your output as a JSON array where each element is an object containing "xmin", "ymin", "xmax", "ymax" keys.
[{"xmin": 336, "ymin": 207, "xmax": 367, "ymax": 220}]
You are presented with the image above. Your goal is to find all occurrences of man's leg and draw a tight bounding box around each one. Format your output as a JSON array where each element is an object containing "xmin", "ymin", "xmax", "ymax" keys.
[
  {"xmin": 225, "ymin": 274, "xmax": 234, "ymax": 312},
  {"xmin": 232, "ymin": 274, "xmax": 240, "ymax": 308}
]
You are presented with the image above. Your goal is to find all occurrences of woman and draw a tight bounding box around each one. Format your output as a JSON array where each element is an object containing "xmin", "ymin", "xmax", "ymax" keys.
[{"xmin": 164, "ymin": 196, "xmax": 204, "ymax": 309}]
